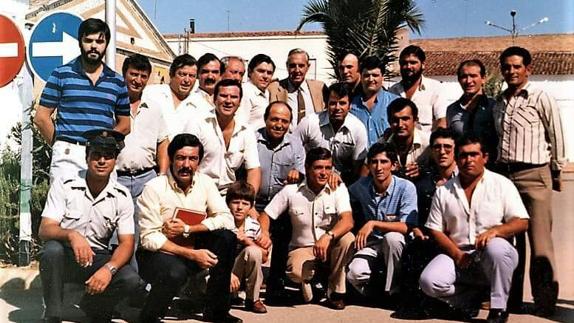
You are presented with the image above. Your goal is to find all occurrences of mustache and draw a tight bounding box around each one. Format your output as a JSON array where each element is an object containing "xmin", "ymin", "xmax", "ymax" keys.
[
  {"xmin": 204, "ymin": 78, "xmax": 216, "ymax": 85},
  {"xmin": 178, "ymin": 167, "xmax": 192, "ymax": 175}
]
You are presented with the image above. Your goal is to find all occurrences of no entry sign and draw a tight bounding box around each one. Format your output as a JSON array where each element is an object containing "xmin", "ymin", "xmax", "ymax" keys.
[{"xmin": 0, "ymin": 14, "xmax": 25, "ymax": 87}]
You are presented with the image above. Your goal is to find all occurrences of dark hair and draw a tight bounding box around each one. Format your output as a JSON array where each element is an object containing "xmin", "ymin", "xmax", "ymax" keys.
[
  {"xmin": 399, "ymin": 45, "xmax": 426, "ymax": 63},
  {"xmin": 359, "ymin": 55, "xmax": 384, "ymax": 73},
  {"xmin": 214, "ymin": 78, "xmax": 243, "ymax": 100},
  {"xmin": 499, "ymin": 46, "xmax": 532, "ymax": 66},
  {"xmin": 168, "ymin": 134, "xmax": 204, "ymax": 162},
  {"xmin": 169, "ymin": 54, "xmax": 197, "ymax": 77},
  {"xmin": 455, "ymin": 133, "xmax": 487, "ymax": 157},
  {"xmin": 430, "ymin": 127, "xmax": 456, "ymax": 146},
  {"xmin": 197, "ymin": 53, "xmax": 224, "ymax": 74},
  {"xmin": 327, "ymin": 82, "xmax": 349, "ymax": 100},
  {"xmin": 387, "ymin": 97, "xmax": 419, "ymax": 121},
  {"xmin": 122, "ymin": 54, "xmax": 152, "ymax": 76},
  {"xmin": 248, "ymin": 54, "xmax": 275, "ymax": 75},
  {"xmin": 225, "ymin": 181, "xmax": 256, "ymax": 206},
  {"xmin": 367, "ymin": 142, "xmax": 398, "ymax": 164},
  {"xmin": 305, "ymin": 147, "xmax": 332, "ymax": 168},
  {"xmin": 264, "ymin": 101, "xmax": 292, "ymax": 122},
  {"xmin": 457, "ymin": 59, "xmax": 486, "ymax": 78},
  {"xmin": 78, "ymin": 18, "xmax": 110, "ymax": 47}
]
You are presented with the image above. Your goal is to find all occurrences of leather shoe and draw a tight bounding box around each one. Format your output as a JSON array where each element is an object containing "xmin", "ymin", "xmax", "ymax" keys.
[
  {"xmin": 42, "ymin": 317, "xmax": 62, "ymax": 323},
  {"xmin": 203, "ymin": 312, "xmax": 243, "ymax": 323},
  {"xmin": 327, "ymin": 298, "xmax": 346, "ymax": 310},
  {"xmin": 487, "ymin": 309, "xmax": 509, "ymax": 323},
  {"xmin": 245, "ymin": 299, "xmax": 267, "ymax": 313}
]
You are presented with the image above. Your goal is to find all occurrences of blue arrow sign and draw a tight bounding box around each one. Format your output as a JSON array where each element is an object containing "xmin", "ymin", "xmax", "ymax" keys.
[{"xmin": 27, "ymin": 12, "xmax": 83, "ymax": 82}]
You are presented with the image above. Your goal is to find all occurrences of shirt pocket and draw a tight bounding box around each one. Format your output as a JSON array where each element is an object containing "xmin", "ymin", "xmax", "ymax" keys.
[
  {"xmin": 332, "ymin": 140, "xmax": 355, "ymax": 163},
  {"xmin": 320, "ymin": 202, "xmax": 338, "ymax": 229},
  {"xmin": 61, "ymin": 209, "xmax": 82, "ymax": 230},
  {"xmin": 273, "ymin": 159, "xmax": 296, "ymax": 182},
  {"xmin": 225, "ymin": 149, "xmax": 246, "ymax": 170}
]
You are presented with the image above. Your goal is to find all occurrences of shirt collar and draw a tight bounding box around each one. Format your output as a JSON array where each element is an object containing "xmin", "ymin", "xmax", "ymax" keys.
[
  {"xmin": 257, "ymin": 128, "xmax": 292, "ymax": 146},
  {"xmin": 167, "ymin": 170, "xmax": 197, "ymax": 193},
  {"xmin": 369, "ymin": 175, "xmax": 395, "ymax": 197},
  {"xmin": 298, "ymin": 180, "xmax": 333, "ymax": 195},
  {"xmin": 71, "ymin": 56, "xmax": 114, "ymax": 78},
  {"xmin": 247, "ymin": 80, "xmax": 267, "ymax": 97},
  {"xmin": 72, "ymin": 171, "xmax": 119, "ymax": 200}
]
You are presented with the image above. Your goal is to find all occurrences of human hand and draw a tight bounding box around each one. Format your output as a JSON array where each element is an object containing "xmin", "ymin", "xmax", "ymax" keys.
[
  {"xmin": 230, "ymin": 273, "xmax": 240, "ymax": 293},
  {"xmin": 405, "ymin": 162, "xmax": 420, "ymax": 179},
  {"xmin": 412, "ymin": 227, "xmax": 429, "ymax": 240},
  {"xmin": 454, "ymin": 251, "xmax": 472, "ymax": 269},
  {"xmin": 328, "ymin": 172, "xmax": 342, "ymax": 189},
  {"xmin": 285, "ymin": 169, "xmax": 301, "ymax": 184},
  {"xmin": 355, "ymin": 221, "xmax": 374, "ymax": 250},
  {"xmin": 163, "ymin": 218, "xmax": 186, "ymax": 239},
  {"xmin": 475, "ymin": 228, "xmax": 498, "ymax": 250},
  {"xmin": 313, "ymin": 235, "xmax": 331, "ymax": 262},
  {"xmin": 189, "ymin": 249, "xmax": 219, "ymax": 269},
  {"xmin": 85, "ymin": 267, "xmax": 112, "ymax": 295},
  {"xmin": 256, "ymin": 232, "xmax": 272, "ymax": 249},
  {"xmin": 68, "ymin": 231, "xmax": 95, "ymax": 267}
]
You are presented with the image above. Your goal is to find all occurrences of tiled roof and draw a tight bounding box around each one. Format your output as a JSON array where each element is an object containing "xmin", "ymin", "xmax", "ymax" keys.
[
  {"xmin": 422, "ymin": 51, "xmax": 574, "ymax": 76},
  {"xmin": 163, "ymin": 30, "xmax": 325, "ymax": 39},
  {"xmin": 411, "ymin": 34, "xmax": 574, "ymax": 52}
]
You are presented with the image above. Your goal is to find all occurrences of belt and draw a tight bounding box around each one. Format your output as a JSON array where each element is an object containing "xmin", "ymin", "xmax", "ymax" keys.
[
  {"xmin": 497, "ymin": 162, "xmax": 548, "ymax": 173},
  {"xmin": 117, "ymin": 167, "xmax": 155, "ymax": 177},
  {"xmin": 56, "ymin": 137, "xmax": 86, "ymax": 146}
]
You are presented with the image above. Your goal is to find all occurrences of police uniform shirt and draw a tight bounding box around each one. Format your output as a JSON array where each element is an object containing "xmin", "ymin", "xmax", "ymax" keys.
[{"xmin": 41, "ymin": 174, "xmax": 135, "ymax": 250}]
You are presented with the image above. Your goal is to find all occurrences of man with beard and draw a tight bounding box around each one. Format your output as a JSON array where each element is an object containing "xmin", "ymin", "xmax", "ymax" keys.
[
  {"xmin": 137, "ymin": 134, "xmax": 241, "ymax": 323},
  {"xmin": 295, "ymin": 82, "xmax": 368, "ymax": 185},
  {"xmin": 190, "ymin": 53, "xmax": 224, "ymax": 109},
  {"xmin": 447, "ymin": 59, "xmax": 497, "ymax": 164},
  {"xmin": 338, "ymin": 52, "xmax": 362, "ymax": 99},
  {"xmin": 184, "ymin": 79, "xmax": 261, "ymax": 196},
  {"xmin": 35, "ymin": 18, "xmax": 131, "ymax": 183},
  {"xmin": 254, "ymin": 101, "xmax": 305, "ymax": 302},
  {"xmin": 268, "ymin": 48, "xmax": 328, "ymax": 128},
  {"xmin": 350, "ymin": 56, "xmax": 400, "ymax": 147},
  {"xmin": 390, "ymin": 45, "xmax": 448, "ymax": 133},
  {"xmin": 237, "ymin": 54, "xmax": 276, "ymax": 130},
  {"xmin": 221, "ymin": 56, "xmax": 246, "ymax": 82},
  {"xmin": 142, "ymin": 54, "xmax": 200, "ymax": 140}
]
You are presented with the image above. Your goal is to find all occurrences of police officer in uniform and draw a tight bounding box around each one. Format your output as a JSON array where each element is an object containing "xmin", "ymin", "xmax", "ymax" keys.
[{"xmin": 38, "ymin": 129, "xmax": 141, "ymax": 323}]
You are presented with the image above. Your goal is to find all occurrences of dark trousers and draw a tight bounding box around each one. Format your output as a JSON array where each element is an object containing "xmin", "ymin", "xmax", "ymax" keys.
[
  {"xmin": 39, "ymin": 240, "xmax": 141, "ymax": 319},
  {"xmin": 137, "ymin": 230, "xmax": 236, "ymax": 321},
  {"xmin": 267, "ymin": 213, "xmax": 292, "ymax": 291}
]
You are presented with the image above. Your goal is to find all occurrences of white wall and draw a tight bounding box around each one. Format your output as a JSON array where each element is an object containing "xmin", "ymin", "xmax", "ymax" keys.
[{"xmin": 166, "ymin": 34, "xmax": 337, "ymax": 84}]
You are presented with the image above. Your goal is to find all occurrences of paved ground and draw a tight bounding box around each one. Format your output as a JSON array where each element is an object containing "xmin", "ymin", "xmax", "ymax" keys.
[{"xmin": 1, "ymin": 182, "xmax": 574, "ymax": 323}]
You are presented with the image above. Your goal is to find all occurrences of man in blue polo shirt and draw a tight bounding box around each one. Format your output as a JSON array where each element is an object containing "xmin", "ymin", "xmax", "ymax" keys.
[
  {"xmin": 350, "ymin": 56, "xmax": 399, "ymax": 147},
  {"xmin": 34, "ymin": 18, "xmax": 130, "ymax": 183}
]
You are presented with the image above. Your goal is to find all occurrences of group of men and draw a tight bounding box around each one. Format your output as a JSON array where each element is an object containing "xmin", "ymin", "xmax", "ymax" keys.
[{"xmin": 34, "ymin": 18, "xmax": 564, "ymax": 323}]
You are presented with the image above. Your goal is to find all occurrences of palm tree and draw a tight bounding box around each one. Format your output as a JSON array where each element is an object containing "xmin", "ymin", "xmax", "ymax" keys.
[{"xmin": 296, "ymin": 0, "xmax": 424, "ymax": 78}]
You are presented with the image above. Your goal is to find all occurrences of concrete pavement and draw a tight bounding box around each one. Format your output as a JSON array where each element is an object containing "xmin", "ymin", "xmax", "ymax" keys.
[{"xmin": 1, "ymin": 182, "xmax": 574, "ymax": 323}]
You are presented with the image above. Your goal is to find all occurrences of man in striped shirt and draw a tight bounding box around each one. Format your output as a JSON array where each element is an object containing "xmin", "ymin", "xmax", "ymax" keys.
[
  {"xmin": 34, "ymin": 18, "xmax": 130, "ymax": 183},
  {"xmin": 493, "ymin": 46, "xmax": 565, "ymax": 317}
]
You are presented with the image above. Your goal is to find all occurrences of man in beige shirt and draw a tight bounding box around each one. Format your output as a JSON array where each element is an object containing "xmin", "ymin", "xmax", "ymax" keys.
[{"xmin": 137, "ymin": 133, "xmax": 241, "ymax": 323}]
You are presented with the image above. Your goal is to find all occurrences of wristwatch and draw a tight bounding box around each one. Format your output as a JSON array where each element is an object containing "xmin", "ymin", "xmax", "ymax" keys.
[
  {"xmin": 104, "ymin": 263, "xmax": 118, "ymax": 276},
  {"xmin": 183, "ymin": 224, "xmax": 191, "ymax": 238},
  {"xmin": 326, "ymin": 230, "xmax": 335, "ymax": 240}
]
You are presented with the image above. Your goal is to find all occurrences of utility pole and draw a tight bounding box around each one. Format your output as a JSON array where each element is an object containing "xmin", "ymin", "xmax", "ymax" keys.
[
  {"xmin": 485, "ymin": 10, "xmax": 548, "ymax": 44},
  {"xmin": 105, "ymin": 0, "xmax": 116, "ymax": 68}
]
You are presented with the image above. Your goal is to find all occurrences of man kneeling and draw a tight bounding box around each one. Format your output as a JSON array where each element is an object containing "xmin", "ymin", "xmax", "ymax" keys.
[
  {"xmin": 39, "ymin": 129, "xmax": 140, "ymax": 323},
  {"xmin": 419, "ymin": 134, "xmax": 529, "ymax": 323}
]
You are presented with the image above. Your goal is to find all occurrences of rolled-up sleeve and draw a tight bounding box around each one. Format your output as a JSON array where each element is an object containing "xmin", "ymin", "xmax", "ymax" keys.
[
  {"xmin": 399, "ymin": 181, "xmax": 418, "ymax": 225},
  {"xmin": 41, "ymin": 177, "xmax": 66, "ymax": 222},
  {"xmin": 264, "ymin": 186, "xmax": 291, "ymax": 220},
  {"xmin": 243, "ymin": 130, "xmax": 261, "ymax": 169},
  {"xmin": 137, "ymin": 184, "xmax": 167, "ymax": 251},
  {"xmin": 425, "ymin": 187, "xmax": 445, "ymax": 232},
  {"xmin": 202, "ymin": 177, "xmax": 235, "ymax": 231},
  {"xmin": 116, "ymin": 193, "xmax": 135, "ymax": 235}
]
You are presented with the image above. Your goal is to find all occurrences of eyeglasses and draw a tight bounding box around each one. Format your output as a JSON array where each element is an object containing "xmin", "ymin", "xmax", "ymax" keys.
[{"xmin": 432, "ymin": 143, "xmax": 453, "ymax": 152}]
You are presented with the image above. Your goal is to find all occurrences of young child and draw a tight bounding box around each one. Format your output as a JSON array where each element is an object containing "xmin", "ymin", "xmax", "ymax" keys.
[{"xmin": 226, "ymin": 181, "xmax": 269, "ymax": 314}]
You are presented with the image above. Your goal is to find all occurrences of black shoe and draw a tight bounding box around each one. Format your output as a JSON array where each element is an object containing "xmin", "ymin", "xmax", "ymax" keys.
[
  {"xmin": 203, "ymin": 312, "xmax": 243, "ymax": 323},
  {"xmin": 42, "ymin": 317, "xmax": 62, "ymax": 323},
  {"xmin": 533, "ymin": 281, "xmax": 558, "ymax": 317},
  {"xmin": 487, "ymin": 309, "xmax": 509, "ymax": 323}
]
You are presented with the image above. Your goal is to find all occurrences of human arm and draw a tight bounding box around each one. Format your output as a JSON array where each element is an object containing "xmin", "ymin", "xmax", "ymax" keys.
[
  {"xmin": 156, "ymin": 139, "xmax": 169, "ymax": 175},
  {"xmin": 114, "ymin": 115, "xmax": 131, "ymax": 136},
  {"xmin": 539, "ymin": 91, "xmax": 566, "ymax": 191},
  {"xmin": 432, "ymin": 117, "xmax": 447, "ymax": 131},
  {"xmin": 355, "ymin": 220, "xmax": 409, "ymax": 250},
  {"xmin": 429, "ymin": 228, "xmax": 472, "ymax": 269},
  {"xmin": 39, "ymin": 217, "xmax": 95, "ymax": 267},
  {"xmin": 475, "ymin": 217, "xmax": 528, "ymax": 250},
  {"xmin": 246, "ymin": 167, "xmax": 261, "ymax": 195},
  {"xmin": 314, "ymin": 211, "xmax": 353, "ymax": 262},
  {"xmin": 33, "ymin": 105, "xmax": 56, "ymax": 145}
]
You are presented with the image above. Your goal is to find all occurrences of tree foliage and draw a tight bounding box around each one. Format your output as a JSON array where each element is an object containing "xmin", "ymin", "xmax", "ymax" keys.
[{"xmin": 297, "ymin": 0, "xmax": 424, "ymax": 78}]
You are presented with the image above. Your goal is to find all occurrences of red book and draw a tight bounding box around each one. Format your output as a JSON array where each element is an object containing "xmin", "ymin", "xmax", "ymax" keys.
[{"xmin": 169, "ymin": 208, "xmax": 207, "ymax": 248}]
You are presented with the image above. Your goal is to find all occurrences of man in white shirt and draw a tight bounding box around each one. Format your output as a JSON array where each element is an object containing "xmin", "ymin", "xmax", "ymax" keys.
[
  {"xmin": 184, "ymin": 79, "xmax": 261, "ymax": 196},
  {"xmin": 237, "ymin": 54, "xmax": 276, "ymax": 130},
  {"xmin": 142, "ymin": 54, "xmax": 201, "ymax": 140},
  {"xmin": 221, "ymin": 56, "xmax": 246, "ymax": 82},
  {"xmin": 419, "ymin": 134, "xmax": 529, "ymax": 323},
  {"xmin": 389, "ymin": 45, "xmax": 448, "ymax": 132}
]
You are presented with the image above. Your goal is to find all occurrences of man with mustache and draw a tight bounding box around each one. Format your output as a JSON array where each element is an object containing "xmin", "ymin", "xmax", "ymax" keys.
[
  {"xmin": 137, "ymin": 133, "xmax": 241, "ymax": 323},
  {"xmin": 258, "ymin": 148, "xmax": 355, "ymax": 310},
  {"xmin": 34, "ymin": 18, "xmax": 131, "ymax": 183},
  {"xmin": 268, "ymin": 48, "xmax": 328, "ymax": 128},
  {"xmin": 184, "ymin": 79, "xmax": 261, "ymax": 196},
  {"xmin": 237, "ymin": 54, "xmax": 276, "ymax": 130},
  {"xmin": 295, "ymin": 82, "xmax": 368, "ymax": 185},
  {"xmin": 390, "ymin": 45, "xmax": 448, "ymax": 133},
  {"xmin": 191, "ymin": 53, "xmax": 224, "ymax": 106},
  {"xmin": 419, "ymin": 134, "xmax": 529, "ymax": 323},
  {"xmin": 38, "ymin": 129, "xmax": 140, "ymax": 323},
  {"xmin": 254, "ymin": 101, "xmax": 305, "ymax": 302},
  {"xmin": 142, "ymin": 54, "xmax": 201, "ymax": 140}
]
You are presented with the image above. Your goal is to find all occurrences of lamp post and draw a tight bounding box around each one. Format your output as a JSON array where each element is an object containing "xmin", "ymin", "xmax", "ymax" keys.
[{"xmin": 485, "ymin": 10, "xmax": 548, "ymax": 44}]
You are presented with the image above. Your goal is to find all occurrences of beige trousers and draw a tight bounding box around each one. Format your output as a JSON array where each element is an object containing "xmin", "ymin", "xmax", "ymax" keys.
[{"xmin": 232, "ymin": 245, "xmax": 264, "ymax": 301}]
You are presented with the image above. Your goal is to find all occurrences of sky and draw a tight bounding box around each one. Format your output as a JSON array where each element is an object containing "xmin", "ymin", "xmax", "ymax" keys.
[{"xmin": 135, "ymin": 0, "xmax": 573, "ymax": 39}]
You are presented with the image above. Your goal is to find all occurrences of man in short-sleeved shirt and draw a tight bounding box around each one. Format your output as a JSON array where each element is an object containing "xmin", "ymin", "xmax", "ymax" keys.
[
  {"xmin": 38, "ymin": 129, "xmax": 140, "ymax": 322},
  {"xmin": 389, "ymin": 45, "xmax": 447, "ymax": 132},
  {"xmin": 259, "ymin": 148, "xmax": 355, "ymax": 310},
  {"xmin": 184, "ymin": 79, "xmax": 261, "ymax": 195},
  {"xmin": 34, "ymin": 18, "xmax": 131, "ymax": 183},
  {"xmin": 295, "ymin": 83, "xmax": 367, "ymax": 185},
  {"xmin": 347, "ymin": 142, "xmax": 418, "ymax": 296},
  {"xmin": 237, "ymin": 54, "xmax": 276, "ymax": 130},
  {"xmin": 350, "ymin": 56, "xmax": 400, "ymax": 147},
  {"xmin": 419, "ymin": 134, "xmax": 528, "ymax": 322}
]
